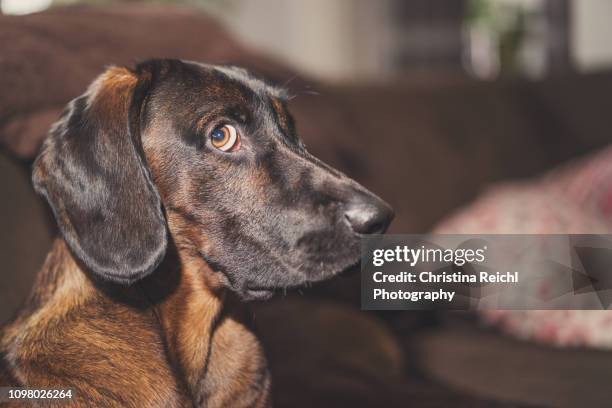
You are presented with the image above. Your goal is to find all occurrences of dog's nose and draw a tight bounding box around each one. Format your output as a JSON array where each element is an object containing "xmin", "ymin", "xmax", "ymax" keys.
[{"xmin": 344, "ymin": 193, "xmax": 394, "ymax": 235}]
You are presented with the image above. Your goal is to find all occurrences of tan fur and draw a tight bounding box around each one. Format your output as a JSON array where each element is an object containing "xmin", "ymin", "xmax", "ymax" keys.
[
  {"xmin": 0, "ymin": 238, "xmax": 270, "ymax": 407},
  {"xmin": 87, "ymin": 66, "xmax": 137, "ymax": 112},
  {"xmin": 270, "ymin": 98, "xmax": 291, "ymax": 135},
  {"xmin": 1, "ymin": 241, "xmax": 187, "ymax": 407}
]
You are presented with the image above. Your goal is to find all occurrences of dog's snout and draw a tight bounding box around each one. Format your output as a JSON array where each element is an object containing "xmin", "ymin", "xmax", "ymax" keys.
[{"xmin": 344, "ymin": 193, "xmax": 394, "ymax": 235}]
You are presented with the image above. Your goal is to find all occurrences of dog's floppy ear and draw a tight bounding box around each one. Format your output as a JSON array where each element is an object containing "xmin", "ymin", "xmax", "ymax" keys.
[{"xmin": 32, "ymin": 66, "xmax": 167, "ymax": 284}]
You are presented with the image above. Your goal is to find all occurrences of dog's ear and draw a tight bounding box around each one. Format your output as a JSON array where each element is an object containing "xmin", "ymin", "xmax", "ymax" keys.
[{"xmin": 32, "ymin": 66, "xmax": 167, "ymax": 284}]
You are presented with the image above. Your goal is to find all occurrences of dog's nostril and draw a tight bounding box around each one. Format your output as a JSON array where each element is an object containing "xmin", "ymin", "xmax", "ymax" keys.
[{"xmin": 344, "ymin": 196, "xmax": 394, "ymax": 235}]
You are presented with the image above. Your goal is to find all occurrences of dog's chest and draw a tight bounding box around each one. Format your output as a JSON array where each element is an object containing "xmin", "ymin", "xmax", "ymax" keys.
[{"xmin": 2, "ymin": 296, "xmax": 192, "ymax": 407}]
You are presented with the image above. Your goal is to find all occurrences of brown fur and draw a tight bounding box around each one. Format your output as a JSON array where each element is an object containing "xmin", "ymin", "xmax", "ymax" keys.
[
  {"xmin": 0, "ymin": 238, "xmax": 270, "ymax": 407},
  {"xmin": 0, "ymin": 60, "xmax": 393, "ymax": 407},
  {"xmin": 1, "ymin": 65, "xmax": 270, "ymax": 407},
  {"xmin": 270, "ymin": 98, "xmax": 293, "ymax": 136}
]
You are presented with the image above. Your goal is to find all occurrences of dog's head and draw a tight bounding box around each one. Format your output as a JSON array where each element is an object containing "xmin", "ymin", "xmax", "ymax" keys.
[{"xmin": 33, "ymin": 59, "xmax": 393, "ymax": 300}]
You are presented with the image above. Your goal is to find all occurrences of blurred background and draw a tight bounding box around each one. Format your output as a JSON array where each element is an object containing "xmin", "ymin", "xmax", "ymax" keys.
[
  {"xmin": 1, "ymin": 1, "xmax": 612, "ymax": 407},
  {"xmin": 3, "ymin": 0, "xmax": 612, "ymax": 82}
]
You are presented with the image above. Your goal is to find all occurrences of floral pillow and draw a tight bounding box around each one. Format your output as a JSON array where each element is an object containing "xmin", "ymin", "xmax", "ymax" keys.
[{"xmin": 435, "ymin": 146, "xmax": 612, "ymax": 348}]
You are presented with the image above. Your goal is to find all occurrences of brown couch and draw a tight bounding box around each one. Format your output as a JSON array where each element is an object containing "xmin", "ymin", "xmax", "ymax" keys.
[{"xmin": 2, "ymin": 4, "xmax": 611, "ymax": 407}]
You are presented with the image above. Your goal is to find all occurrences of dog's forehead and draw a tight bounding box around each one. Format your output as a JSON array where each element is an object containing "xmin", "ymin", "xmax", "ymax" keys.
[
  {"xmin": 213, "ymin": 66, "xmax": 286, "ymax": 99},
  {"xmin": 180, "ymin": 61, "xmax": 298, "ymax": 144},
  {"xmin": 187, "ymin": 61, "xmax": 286, "ymax": 100}
]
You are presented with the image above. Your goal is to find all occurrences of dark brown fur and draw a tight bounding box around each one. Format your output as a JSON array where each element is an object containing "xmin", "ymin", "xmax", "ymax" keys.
[{"xmin": 0, "ymin": 60, "xmax": 392, "ymax": 407}]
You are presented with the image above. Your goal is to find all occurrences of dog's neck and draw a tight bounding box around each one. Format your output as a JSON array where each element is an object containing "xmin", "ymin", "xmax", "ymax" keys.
[
  {"xmin": 145, "ymin": 245, "xmax": 270, "ymax": 406},
  {"xmin": 3, "ymin": 239, "xmax": 269, "ymax": 407},
  {"xmin": 147, "ymin": 248, "xmax": 226, "ymax": 393}
]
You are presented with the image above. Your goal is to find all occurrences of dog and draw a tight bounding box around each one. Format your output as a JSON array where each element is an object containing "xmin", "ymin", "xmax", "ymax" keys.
[{"xmin": 0, "ymin": 59, "xmax": 393, "ymax": 407}]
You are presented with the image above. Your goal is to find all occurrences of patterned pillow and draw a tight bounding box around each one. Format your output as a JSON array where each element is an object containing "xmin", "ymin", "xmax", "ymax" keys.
[{"xmin": 435, "ymin": 146, "xmax": 612, "ymax": 348}]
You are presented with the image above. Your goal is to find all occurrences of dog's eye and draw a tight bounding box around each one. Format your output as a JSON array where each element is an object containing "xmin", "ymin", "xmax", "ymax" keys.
[{"xmin": 210, "ymin": 124, "xmax": 239, "ymax": 152}]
